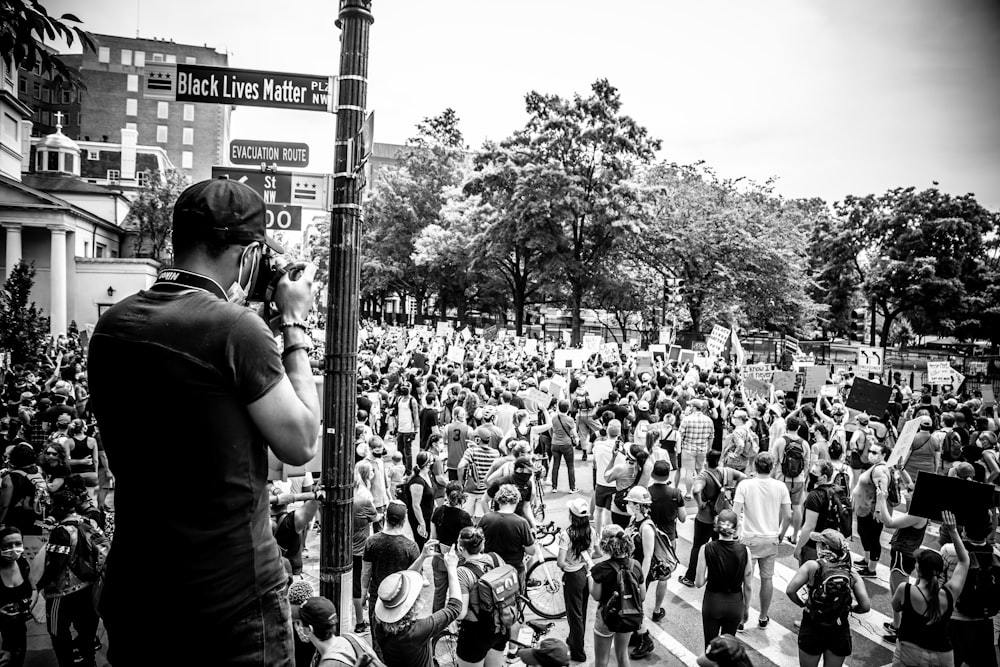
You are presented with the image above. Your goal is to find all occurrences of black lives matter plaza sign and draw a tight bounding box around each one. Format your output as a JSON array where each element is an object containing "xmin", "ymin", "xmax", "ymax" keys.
[{"xmin": 176, "ymin": 64, "xmax": 332, "ymax": 111}]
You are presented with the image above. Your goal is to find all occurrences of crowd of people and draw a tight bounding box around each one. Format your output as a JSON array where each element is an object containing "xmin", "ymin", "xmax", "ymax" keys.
[{"xmin": 2, "ymin": 177, "xmax": 999, "ymax": 667}]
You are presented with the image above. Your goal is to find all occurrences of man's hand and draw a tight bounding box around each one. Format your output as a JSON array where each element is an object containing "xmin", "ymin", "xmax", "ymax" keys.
[{"xmin": 271, "ymin": 262, "xmax": 318, "ymax": 323}]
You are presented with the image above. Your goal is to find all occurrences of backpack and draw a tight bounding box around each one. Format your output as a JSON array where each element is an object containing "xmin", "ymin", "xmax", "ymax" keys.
[
  {"xmin": 955, "ymin": 542, "xmax": 1000, "ymax": 618},
  {"xmin": 9, "ymin": 468, "xmax": 50, "ymax": 521},
  {"xmin": 821, "ymin": 484, "xmax": 853, "ymax": 539},
  {"xmin": 937, "ymin": 429, "xmax": 963, "ymax": 463},
  {"xmin": 706, "ymin": 467, "xmax": 734, "ymax": 516},
  {"xmin": 65, "ymin": 517, "xmax": 110, "ymax": 583},
  {"xmin": 640, "ymin": 519, "xmax": 680, "ymax": 581},
  {"xmin": 463, "ymin": 553, "xmax": 520, "ymax": 636},
  {"xmin": 781, "ymin": 437, "xmax": 806, "ymax": 478},
  {"xmin": 805, "ymin": 559, "xmax": 854, "ymax": 626},
  {"xmin": 601, "ymin": 560, "xmax": 645, "ymax": 633},
  {"xmin": 876, "ymin": 464, "xmax": 902, "ymax": 507},
  {"xmin": 340, "ymin": 632, "xmax": 387, "ymax": 667}
]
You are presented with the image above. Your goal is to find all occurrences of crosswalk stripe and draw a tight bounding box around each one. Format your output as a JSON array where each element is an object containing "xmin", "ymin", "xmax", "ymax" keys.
[
  {"xmin": 641, "ymin": 618, "xmax": 701, "ymax": 667},
  {"xmin": 673, "ymin": 520, "xmax": 897, "ymax": 652}
]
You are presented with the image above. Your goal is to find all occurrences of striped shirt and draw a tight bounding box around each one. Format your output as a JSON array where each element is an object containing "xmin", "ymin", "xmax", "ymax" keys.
[{"xmin": 461, "ymin": 444, "xmax": 499, "ymax": 493}]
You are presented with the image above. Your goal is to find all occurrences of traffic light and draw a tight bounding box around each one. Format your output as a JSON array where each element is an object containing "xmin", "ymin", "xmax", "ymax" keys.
[
  {"xmin": 668, "ymin": 279, "xmax": 685, "ymax": 304},
  {"xmin": 849, "ymin": 308, "xmax": 866, "ymax": 341}
]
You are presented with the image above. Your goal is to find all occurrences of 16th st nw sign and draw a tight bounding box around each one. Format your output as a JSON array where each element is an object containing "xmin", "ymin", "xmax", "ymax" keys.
[{"xmin": 176, "ymin": 64, "xmax": 331, "ymax": 111}]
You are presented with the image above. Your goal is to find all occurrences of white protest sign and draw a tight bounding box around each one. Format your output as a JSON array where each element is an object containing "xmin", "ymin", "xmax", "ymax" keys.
[
  {"xmin": 584, "ymin": 375, "xmax": 613, "ymax": 402},
  {"xmin": 524, "ymin": 338, "xmax": 538, "ymax": 355},
  {"xmin": 526, "ymin": 388, "xmax": 553, "ymax": 410},
  {"xmin": 461, "ymin": 327, "xmax": 472, "ymax": 342},
  {"xmin": 857, "ymin": 345, "xmax": 883, "ymax": 375},
  {"xmin": 546, "ymin": 341, "xmax": 558, "ymax": 354},
  {"xmin": 693, "ymin": 356, "xmax": 716, "ymax": 371},
  {"xmin": 801, "ymin": 366, "xmax": 830, "ymax": 399},
  {"xmin": 706, "ymin": 325, "xmax": 731, "ymax": 357},
  {"xmin": 545, "ymin": 374, "xmax": 567, "ymax": 399},
  {"xmin": 601, "ymin": 342, "xmax": 619, "ymax": 359},
  {"xmin": 650, "ymin": 344, "xmax": 667, "ymax": 363},
  {"xmin": 583, "ymin": 335, "xmax": 602, "ymax": 353},
  {"xmin": 683, "ymin": 367, "xmax": 701, "ymax": 385},
  {"xmin": 926, "ymin": 361, "xmax": 952, "ymax": 384},
  {"xmin": 820, "ymin": 384, "xmax": 839, "ymax": 398},
  {"xmin": 887, "ymin": 417, "xmax": 924, "ymax": 467},
  {"xmin": 950, "ymin": 368, "xmax": 965, "ymax": 388},
  {"xmin": 659, "ymin": 327, "xmax": 671, "ymax": 345},
  {"xmin": 447, "ymin": 345, "xmax": 466, "ymax": 364},
  {"xmin": 562, "ymin": 330, "xmax": 572, "ymax": 345},
  {"xmin": 554, "ymin": 349, "xmax": 587, "ymax": 370},
  {"xmin": 629, "ymin": 338, "xmax": 640, "ymax": 351},
  {"xmin": 744, "ymin": 364, "xmax": 774, "ymax": 383},
  {"xmin": 406, "ymin": 337, "xmax": 421, "ymax": 352},
  {"xmin": 496, "ymin": 329, "xmax": 507, "ymax": 340}
]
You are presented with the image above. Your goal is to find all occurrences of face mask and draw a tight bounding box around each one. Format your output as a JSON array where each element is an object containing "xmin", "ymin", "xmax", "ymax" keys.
[
  {"xmin": 228, "ymin": 243, "xmax": 263, "ymax": 305},
  {"xmin": 807, "ymin": 472, "xmax": 820, "ymax": 492},
  {"xmin": 514, "ymin": 470, "xmax": 531, "ymax": 485},
  {"xmin": 0, "ymin": 546, "xmax": 23, "ymax": 560}
]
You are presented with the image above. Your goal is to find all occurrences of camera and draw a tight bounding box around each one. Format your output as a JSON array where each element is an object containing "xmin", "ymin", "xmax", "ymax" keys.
[{"xmin": 250, "ymin": 251, "xmax": 296, "ymax": 303}]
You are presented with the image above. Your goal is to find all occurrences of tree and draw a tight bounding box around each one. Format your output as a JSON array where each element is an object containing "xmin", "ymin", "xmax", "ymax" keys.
[
  {"xmin": 816, "ymin": 186, "xmax": 999, "ymax": 345},
  {"xmin": 362, "ymin": 109, "xmax": 469, "ymax": 321},
  {"xmin": 0, "ymin": 261, "xmax": 50, "ymax": 365},
  {"xmin": 122, "ymin": 170, "xmax": 187, "ymax": 263},
  {"xmin": 473, "ymin": 80, "xmax": 659, "ymax": 343},
  {"xmin": 0, "ymin": 1, "xmax": 96, "ymax": 89}
]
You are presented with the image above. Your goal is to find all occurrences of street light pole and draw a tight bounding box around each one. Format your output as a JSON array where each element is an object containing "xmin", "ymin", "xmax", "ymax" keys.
[{"xmin": 321, "ymin": 0, "xmax": 373, "ymax": 632}]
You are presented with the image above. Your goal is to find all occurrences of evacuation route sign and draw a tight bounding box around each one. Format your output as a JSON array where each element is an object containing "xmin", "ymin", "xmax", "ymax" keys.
[
  {"xmin": 230, "ymin": 140, "xmax": 309, "ymax": 168},
  {"xmin": 176, "ymin": 64, "xmax": 331, "ymax": 111}
]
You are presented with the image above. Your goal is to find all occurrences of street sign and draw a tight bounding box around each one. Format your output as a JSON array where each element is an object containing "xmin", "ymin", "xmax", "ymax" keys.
[
  {"xmin": 230, "ymin": 140, "xmax": 309, "ymax": 168},
  {"xmin": 143, "ymin": 63, "xmax": 176, "ymax": 100},
  {"xmin": 211, "ymin": 166, "xmax": 291, "ymax": 203},
  {"xmin": 176, "ymin": 64, "xmax": 332, "ymax": 112},
  {"xmin": 265, "ymin": 204, "xmax": 302, "ymax": 232}
]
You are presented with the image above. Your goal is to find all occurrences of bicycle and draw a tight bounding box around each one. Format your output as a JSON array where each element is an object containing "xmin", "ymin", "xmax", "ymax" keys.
[
  {"xmin": 532, "ymin": 520, "xmax": 559, "ymax": 548},
  {"xmin": 529, "ymin": 456, "xmax": 547, "ymax": 521},
  {"xmin": 434, "ymin": 612, "xmax": 556, "ymax": 667}
]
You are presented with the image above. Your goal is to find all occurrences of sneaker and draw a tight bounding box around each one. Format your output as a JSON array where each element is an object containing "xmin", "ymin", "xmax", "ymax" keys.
[
  {"xmin": 854, "ymin": 558, "xmax": 867, "ymax": 566},
  {"xmin": 857, "ymin": 567, "xmax": 878, "ymax": 578},
  {"xmin": 793, "ymin": 620, "xmax": 800, "ymax": 630},
  {"xmin": 883, "ymin": 622, "xmax": 898, "ymax": 632},
  {"xmin": 570, "ymin": 487, "xmax": 578, "ymax": 493},
  {"xmin": 652, "ymin": 607, "xmax": 666, "ymax": 622},
  {"xmin": 737, "ymin": 623, "xmax": 745, "ymax": 633},
  {"xmin": 678, "ymin": 576, "xmax": 695, "ymax": 588},
  {"xmin": 629, "ymin": 632, "xmax": 655, "ymax": 659},
  {"xmin": 884, "ymin": 631, "xmax": 898, "ymax": 643},
  {"xmin": 758, "ymin": 616, "xmax": 770, "ymax": 628}
]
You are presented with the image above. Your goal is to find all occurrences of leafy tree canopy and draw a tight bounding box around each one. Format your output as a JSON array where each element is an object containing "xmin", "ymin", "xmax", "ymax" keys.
[{"xmin": 0, "ymin": 1, "xmax": 96, "ymax": 89}]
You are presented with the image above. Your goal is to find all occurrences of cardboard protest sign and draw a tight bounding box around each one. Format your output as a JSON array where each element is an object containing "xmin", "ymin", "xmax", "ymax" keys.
[
  {"xmin": 583, "ymin": 335, "xmax": 602, "ymax": 353},
  {"xmin": 800, "ymin": 366, "xmax": 830, "ymax": 399},
  {"xmin": 601, "ymin": 342, "xmax": 619, "ymax": 359},
  {"xmin": 706, "ymin": 325, "xmax": 730, "ymax": 357},
  {"xmin": 659, "ymin": 327, "xmax": 671, "ymax": 345},
  {"xmin": 926, "ymin": 361, "xmax": 952, "ymax": 384},
  {"xmin": 679, "ymin": 350, "xmax": 696, "ymax": 365},
  {"xmin": 584, "ymin": 376, "xmax": 613, "ymax": 402},
  {"xmin": 524, "ymin": 338, "xmax": 538, "ymax": 355},
  {"xmin": 409, "ymin": 352, "xmax": 427, "ymax": 372},
  {"xmin": 982, "ymin": 385, "xmax": 996, "ymax": 408},
  {"xmin": 668, "ymin": 345, "xmax": 681, "ymax": 362},
  {"xmin": 636, "ymin": 351, "xmax": 654, "ymax": 377},
  {"xmin": 887, "ymin": 416, "xmax": 924, "ymax": 467},
  {"xmin": 460, "ymin": 327, "xmax": 472, "ymax": 342},
  {"xmin": 908, "ymin": 471, "xmax": 995, "ymax": 525},
  {"xmin": 693, "ymin": 356, "xmax": 715, "ymax": 371},
  {"xmin": 554, "ymin": 349, "xmax": 587, "ymax": 370},
  {"xmin": 526, "ymin": 388, "xmax": 553, "ymax": 410},
  {"xmin": 820, "ymin": 384, "xmax": 839, "ymax": 398},
  {"xmin": 446, "ymin": 345, "xmax": 466, "ymax": 364},
  {"xmin": 650, "ymin": 345, "xmax": 667, "ymax": 364},
  {"xmin": 545, "ymin": 374, "xmax": 567, "ymax": 399},
  {"xmin": 950, "ymin": 368, "xmax": 965, "ymax": 389},
  {"xmin": 481, "ymin": 324, "xmax": 499, "ymax": 341},
  {"xmin": 845, "ymin": 377, "xmax": 892, "ymax": 416},
  {"xmin": 436, "ymin": 321, "xmax": 452, "ymax": 338},
  {"xmin": 857, "ymin": 345, "xmax": 883, "ymax": 375},
  {"xmin": 772, "ymin": 371, "xmax": 798, "ymax": 392},
  {"xmin": 743, "ymin": 377, "xmax": 770, "ymax": 400}
]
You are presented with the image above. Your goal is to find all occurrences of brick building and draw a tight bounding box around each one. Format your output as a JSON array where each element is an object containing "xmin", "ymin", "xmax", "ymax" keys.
[{"xmin": 17, "ymin": 34, "xmax": 231, "ymax": 184}]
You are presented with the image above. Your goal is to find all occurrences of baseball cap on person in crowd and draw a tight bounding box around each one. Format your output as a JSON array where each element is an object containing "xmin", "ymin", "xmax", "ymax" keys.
[
  {"xmin": 697, "ymin": 634, "xmax": 751, "ymax": 667},
  {"xmin": 917, "ymin": 415, "xmax": 933, "ymax": 430},
  {"xmin": 809, "ymin": 529, "xmax": 850, "ymax": 556},
  {"xmin": 567, "ymin": 497, "xmax": 590, "ymax": 518},
  {"xmin": 516, "ymin": 638, "xmax": 570, "ymax": 667},
  {"xmin": 385, "ymin": 501, "xmax": 408, "ymax": 523},
  {"xmin": 475, "ymin": 425, "xmax": 494, "ymax": 443},
  {"xmin": 173, "ymin": 178, "xmax": 283, "ymax": 252},
  {"xmin": 298, "ymin": 596, "xmax": 337, "ymax": 631},
  {"xmin": 651, "ymin": 460, "xmax": 672, "ymax": 482},
  {"xmin": 637, "ymin": 400, "xmax": 650, "ymax": 412}
]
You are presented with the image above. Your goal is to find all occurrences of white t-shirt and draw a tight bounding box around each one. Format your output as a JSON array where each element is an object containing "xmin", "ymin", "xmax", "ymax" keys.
[
  {"xmin": 733, "ymin": 476, "xmax": 790, "ymax": 539},
  {"xmin": 593, "ymin": 438, "xmax": 616, "ymax": 488}
]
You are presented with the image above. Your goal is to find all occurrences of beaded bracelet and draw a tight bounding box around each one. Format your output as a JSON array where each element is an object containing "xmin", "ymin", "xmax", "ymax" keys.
[{"xmin": 278, "ymin": 321, "xmax": 312, "ymax": 336}]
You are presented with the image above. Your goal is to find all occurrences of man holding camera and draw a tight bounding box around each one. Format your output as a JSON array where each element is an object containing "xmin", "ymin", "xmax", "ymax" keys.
[{"xmin": 89, "ymin": 178, "xmax": 321, "ymax": 666}]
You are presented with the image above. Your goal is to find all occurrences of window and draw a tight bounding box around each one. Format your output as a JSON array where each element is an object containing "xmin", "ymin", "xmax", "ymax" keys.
[
  {"xmin": 87, "ymin": 150, "xmax": 99, "ymax": 160},
  {"xmin": 183, "ymin": 104, "xmax": 194, "ymax": 121},
  {"xmin": 106, "ymin": 170, "xmax": 120, "ymax": 183},
  {"xmin": 83, "ymin": 241, "xmax": 89, "ymax": 257},
  {"xmin": 165, "ymin": 54, "xmax": 177, "ymax": 64},
  {"xmin": 121, "ymin": 49, "xmax": 132, "ymax": 66},
  {"xmin": 126, "ymin": 74, "xmax": 138, "ymax": 92},
  {"xmin": 32, "ymin": 82, "xmax": 40, "ymax": 99},
  {"xmin": 137, "ymin": 171, "xmax": 150, "ymax": 187},
  {"xmin": 64, "ymin": 153, "xmax": 75, "ymax": 173},
  {"xmin": 152, "ymin": 53, "xmax": 164, "ymax": 62},
  {"xmin": 156, "ymin": 125, "xmax": 167, "ymax": 143},
  {"xmin": 182, "ymin": 127, "xmax": 193, "ymax": 145},
  {"xmin": 181, "ymin": 151, "xmax": 193, "ymax": 169},
  {"xmin": 185, "ymin": 56, "xmax": 197, "ymax": 65},
  {"xmin": 76, "ymin": 112, "xmax": 81, "ymax": 126},
  {"xmin": 18, "ymin": 79, "xmax": 26, "ymax": 94},
  {"xmin": 1, "ymin": 113, "xmax": 17, "ymax": 142},
  {"xmin": 61, "ymin": 89, "xmax": 71, "ymax": 104},
  {"xmin": 110, "ymin": 249, "xmax": 119, "ymax": 258},
  {"xmin": 157, "ymin": 101, "xmax": 168, "ymax": 119},
  {"xmin": 134, "ymin": 51, "xmax": 145, "ymax": 67},
  {"xmin": 98, "ymin": 47, "xmax": 110, "ymax": 63},
  {"xmin": 95, "ymin": 243, "xmax": 106, "ymax": 258},
  {"xmin": 47, "ymin": 152, "xmax": 58, "ymax": 170},
  {"xmin": 126, "ymin": 98, "xmax": 137, "ymax": 116},
  {"xmin": 125, "ymin": 122, "xmax": 137, "ymax": 132}
]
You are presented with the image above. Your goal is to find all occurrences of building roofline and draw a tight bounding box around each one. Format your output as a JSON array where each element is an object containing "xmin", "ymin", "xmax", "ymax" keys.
[{"xmin": 0, "ymin": 173, "xmax": 124, "ymax": 232}]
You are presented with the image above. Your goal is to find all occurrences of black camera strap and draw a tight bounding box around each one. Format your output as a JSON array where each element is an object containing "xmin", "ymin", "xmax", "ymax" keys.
[{"xmin": 150, "ymin": 269, "xmax": 227, "ymax": 301}]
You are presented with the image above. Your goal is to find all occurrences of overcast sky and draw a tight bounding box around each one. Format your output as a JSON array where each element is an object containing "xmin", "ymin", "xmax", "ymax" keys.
[{"xmin": 43, "ymin": 0, "xmax": 1000, "ymax": 209}]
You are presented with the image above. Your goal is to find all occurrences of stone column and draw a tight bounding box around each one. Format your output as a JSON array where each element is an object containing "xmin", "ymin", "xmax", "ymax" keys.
[
  {"xmin": 49, "ymin": 227, "xmax": 67, "ymax": 336},
  {"xmin": 4, "ymin": 224, "xmax": 22, "ymax": 280}
]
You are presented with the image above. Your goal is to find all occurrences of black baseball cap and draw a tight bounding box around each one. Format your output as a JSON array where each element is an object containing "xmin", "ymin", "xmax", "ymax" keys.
[{"xmin": 173, "ymin": 178, "xmax": 283, "ymax": 252}]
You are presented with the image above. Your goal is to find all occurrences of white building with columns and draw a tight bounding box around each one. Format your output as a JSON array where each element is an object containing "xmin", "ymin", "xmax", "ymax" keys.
[{"xmin": 2, "ymin": 64, "xmax": 159, "ymax": 336}]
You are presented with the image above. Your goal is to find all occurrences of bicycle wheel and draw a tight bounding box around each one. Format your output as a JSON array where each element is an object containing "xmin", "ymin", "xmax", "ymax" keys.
[
  {"xmin": 433, "ymin": 628, "xmax": 459, "ymax": 667},
  {"xmin": 531, "ymin": 496, "xmax": 546, "ymax": 522},
  {"xmin": 522, "ymin": 556, "xmax": 566, "ymax": 619}
]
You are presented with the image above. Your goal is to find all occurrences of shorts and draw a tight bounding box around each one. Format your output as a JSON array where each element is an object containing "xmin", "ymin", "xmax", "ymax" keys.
[
  {"xmin": 740, "ymin": 536, "xmax": 779, "ymax": 579},
  {"xmin": 681, "ymin": 451, "xmax": 706, "ymax": 472},
  {"xmin": 893, "ymin": 640, "xmax": 955, "ymax": 667},
  {"xmin": 798, "ymin": 615, "xmax": 852, "ymax": 657},
  {"xmin": 890, "ymin": 549, "xmax": 916, "ymax": 576},
  {"xmin": 595, "ymin": 485, "xmax": 616, "ymax": 510},
  {"xmin": 785, "ymin": 480, "xmax": 804, "ymax": 504},
  {"xmin": 594, "ymin": 609, "xmax": 620, "ymax": 638},
  {"xmin": 456, "ymin": 622, "xmax": 507, "ymax": 662}
]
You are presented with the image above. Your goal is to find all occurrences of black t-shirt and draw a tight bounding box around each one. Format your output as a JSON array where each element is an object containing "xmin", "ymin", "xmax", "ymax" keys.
[
  {"xmin": 802, "ymin": 486, "xmax": 830, "ymax": 551},
  {"xmin": 363, "ymin": 532, "xmax": 420, "ymax": 592},
  {"xmin": 649, "ymin": 483, "xmax": 684, "ymax": 540},
  {"xmin": 419, "ymin": 407, "xmax": 439, "ymax": 449},
  {"xmin": 590, "ymin": 558, "xmax": 643, "ymax": 607},
  {"xmin": 479, "ymin": 511, "xmax": 534, "ymax": 567},
  {"xmin": 275, "ymin": 511, "xmax": 304, "ymax": 575},
  {"xmin": 430, "ymin": 504, "xmax": 473, "ymax": 547}
]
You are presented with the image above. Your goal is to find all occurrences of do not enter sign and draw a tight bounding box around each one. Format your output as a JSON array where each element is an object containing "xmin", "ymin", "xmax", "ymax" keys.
[{"xmin": 265, "ymin": 204, "xmax": 302, "ymax": 232}]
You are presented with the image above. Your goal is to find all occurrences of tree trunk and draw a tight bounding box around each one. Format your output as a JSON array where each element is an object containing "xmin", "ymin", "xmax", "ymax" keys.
[
  {"xmin": 571, "ymin": 281, "xmax": 583, "ymax": 346},
  {"xmin": 513, "ymin": 293, "xmax": 524, "ymax": 336},
  {"xmin": 689, "ymin": 302, "xmax": 702, "ymax": 336}
]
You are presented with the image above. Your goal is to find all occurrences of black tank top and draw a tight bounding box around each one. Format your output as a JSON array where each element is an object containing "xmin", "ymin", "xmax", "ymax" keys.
[
  {"xmin": 897, "ymin": 583, "xmax": 953, "ymax": 652},
  {"xmin": 0, "ymin": 558, "xmax": 32, "ymax": 610},
  {"xmin": 69, "ymin": 436, "xmax": 93, "ymax": 474},
  {"xmin": 705, "ymin": 540, "xmax": 747, "ymax": 595}
]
